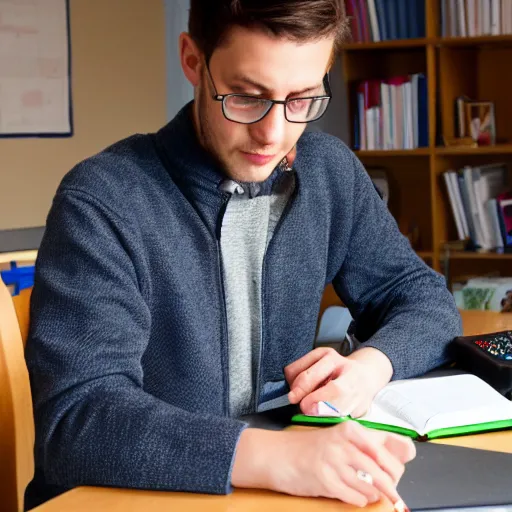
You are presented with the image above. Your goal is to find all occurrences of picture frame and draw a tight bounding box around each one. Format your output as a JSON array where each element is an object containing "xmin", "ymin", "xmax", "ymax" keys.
[{"xmin": 465, "ymin": 101, "xmax": 496, "ymax": 146}]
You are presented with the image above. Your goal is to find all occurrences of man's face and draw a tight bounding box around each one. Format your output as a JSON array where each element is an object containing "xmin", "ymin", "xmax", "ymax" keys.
[{"xmin": 193, "ymin": 26, "xmax": 334, "ymax": 182}]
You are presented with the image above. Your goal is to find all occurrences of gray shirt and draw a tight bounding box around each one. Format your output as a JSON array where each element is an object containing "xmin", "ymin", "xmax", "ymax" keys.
[{"xmin": 220, "ymin": 173, "xmax": 295, "ymax": 417}]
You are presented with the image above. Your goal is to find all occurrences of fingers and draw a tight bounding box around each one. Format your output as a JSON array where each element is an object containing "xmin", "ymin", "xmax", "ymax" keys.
[
  {"xmin": 350, "ymin": 401, "xmax": 372, "ymax": 419},
  {"xmin": 339, "ymin": 466, "xmax": 381, "ymax": 505},
  {"xmin": 332, "ymin": 482, "xmax": 373, "ymax": 508},
  {"xmin": 355, "ymin": 429, "xmax": 408, "ymax": 485},
  {"xmin": 384, "ymin": 433, "xmax": 417, "ymax": 464},
  {"xmin": 285, "ymin": 347, "xmax": 335, "ymax": 388},
  {"xmin": 299, "ymin": 379, "xmax": 358, "ymax": 417},
  {"xmin": 346, "ymin": 443, "xmax": 401, "ymax": 504},
  {"xmin": 337, "ymin": 422, "xmax": 404, "ymax": 503},
  {"xmin": 323, "ymin": 465, "xmax": 374, "ymax": 508},
  {"xmin": 287, "ymin": 349, "xmax": 344, "ymax": 404}
]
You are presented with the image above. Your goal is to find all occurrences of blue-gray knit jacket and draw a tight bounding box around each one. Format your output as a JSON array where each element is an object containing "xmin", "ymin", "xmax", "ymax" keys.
[{"xmin": 25, "ymin": 103, "xmax": 462, "ymax": 507}]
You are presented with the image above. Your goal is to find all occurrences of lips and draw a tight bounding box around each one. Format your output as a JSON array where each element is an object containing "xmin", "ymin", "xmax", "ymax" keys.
[{"xmin": 241, "ymin": 152, "xmax": 276, "ymax": 166}]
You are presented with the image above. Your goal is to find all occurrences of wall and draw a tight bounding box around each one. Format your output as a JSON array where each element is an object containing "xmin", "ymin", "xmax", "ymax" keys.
[
  {"xmin": 0, "ymin": 0, "xmax": 167, "ymax": 231},
  {"xmin": 165, "ymin": 0, "xmax": 193, "ymax": 119}
]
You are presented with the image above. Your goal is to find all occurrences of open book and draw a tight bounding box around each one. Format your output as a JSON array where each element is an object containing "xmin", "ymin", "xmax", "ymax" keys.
[{"xmin": 291, "ymin": 373, "xmax": 512, "ymax": 440}]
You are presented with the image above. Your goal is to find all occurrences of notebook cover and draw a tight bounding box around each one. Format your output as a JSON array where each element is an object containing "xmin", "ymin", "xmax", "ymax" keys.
[{"xmin": 290, "ymin": 414, "xmax": 512, "ymax": 440}]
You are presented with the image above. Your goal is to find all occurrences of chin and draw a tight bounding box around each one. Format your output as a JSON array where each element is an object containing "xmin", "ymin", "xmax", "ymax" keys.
[
  {"xmin": 226, "ymin": 156, "xmax": 282, "ymax": 183},
  {"xmin": 247, "ymin": 164, "xmax": 278, "ymax": 182}
]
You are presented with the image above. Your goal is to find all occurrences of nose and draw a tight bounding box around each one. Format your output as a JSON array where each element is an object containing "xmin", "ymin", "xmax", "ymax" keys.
[{"xmin": 249, "ymin": 103, "xmax": 286, "ymax": 147}]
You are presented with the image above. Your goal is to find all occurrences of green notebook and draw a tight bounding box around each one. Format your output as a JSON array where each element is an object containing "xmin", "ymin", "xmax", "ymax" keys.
[{"xmin": 292, "ymin": 373, "xmax": 512, "ymax": 440}]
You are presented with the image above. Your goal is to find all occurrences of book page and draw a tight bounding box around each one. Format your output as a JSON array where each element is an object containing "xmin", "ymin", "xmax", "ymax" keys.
[
  {"xmin": 359, "ymin": 397, "xmax": 420, "ymax": 432},
  {"xmin": 360, "ymin": 374, "xmax": 512, "ymax": 435},
  {"xmin": 362, "ymin": 384, "xmax": 434, "ymax": 433}
]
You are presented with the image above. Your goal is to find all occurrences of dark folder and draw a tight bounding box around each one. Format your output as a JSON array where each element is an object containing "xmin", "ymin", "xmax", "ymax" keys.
[{"xmin": 399, "ymin": 442, "xmax": 512, "ymax": 510}]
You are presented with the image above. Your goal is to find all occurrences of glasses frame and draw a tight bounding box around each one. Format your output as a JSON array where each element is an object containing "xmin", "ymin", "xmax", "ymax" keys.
[{"xmin": 205, "ymin": 63, "xmax": 332, "ymax": 125}]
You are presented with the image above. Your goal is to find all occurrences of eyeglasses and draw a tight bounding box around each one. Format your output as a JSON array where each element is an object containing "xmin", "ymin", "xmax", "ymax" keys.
[{"xmin": 205, "ymin": 64, "xmax": 332, "ymax": 125}]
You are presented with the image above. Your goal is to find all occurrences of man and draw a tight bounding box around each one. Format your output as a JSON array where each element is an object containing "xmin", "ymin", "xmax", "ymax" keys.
[{"xmin": 25, "ymin": 0, "xmax": 462, "ymax": 509}]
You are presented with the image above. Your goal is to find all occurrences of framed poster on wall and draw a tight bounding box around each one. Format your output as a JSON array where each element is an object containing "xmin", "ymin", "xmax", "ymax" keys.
[{"xmin": 0, "ymin": 0, "xmax": 72, "ymax": 137}]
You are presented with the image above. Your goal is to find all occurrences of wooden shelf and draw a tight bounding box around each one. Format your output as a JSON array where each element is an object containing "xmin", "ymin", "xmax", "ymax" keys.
[
  {"xmin": 435, "ymin": 144, "xmax": 512, "ymax": 156},
  {"xmin": 417, "ymin": 251, "xmax": 434, "ymax": 259},
  {"xmin": 438, "ymin": 35, "xmax": 512, "ymax": 47},
  {"xmin": 342, "ymin": 36, "xmax": 512, "ymax": 51},
  {"xmin": 444, "ymin": 251, "xmax": 512, "ymax": 260},
  {"xmin": 341, "ymin": 38, "xmax": 431, "ymax": 51},
  {"xmin": 355, "ymin": 149, "xmax": 431, "ymax": 157}
]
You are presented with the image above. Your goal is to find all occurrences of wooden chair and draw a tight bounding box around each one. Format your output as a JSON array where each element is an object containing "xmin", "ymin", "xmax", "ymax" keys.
[
  {"xmin": 0, "ymin": 280, "xmax": 34, "ymax": 512},
  {"xmin": 319, "ymin": 284, "xmax": 344, "ymax": 319}
]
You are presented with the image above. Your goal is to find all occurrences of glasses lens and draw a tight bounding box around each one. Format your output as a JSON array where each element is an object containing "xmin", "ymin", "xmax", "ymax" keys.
[
  {"xmin": 286, "ymin": 97, "xmax": 330, "ymax": 123},
  {"xmin": 223, "ymin": 95, "xmax": 272, "ymax": 124}
]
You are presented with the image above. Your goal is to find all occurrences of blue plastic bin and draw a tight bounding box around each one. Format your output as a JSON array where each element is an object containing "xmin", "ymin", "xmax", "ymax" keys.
[{"xmin": 1, "ymin": 262, "xmax": 35, "ymax": 296}]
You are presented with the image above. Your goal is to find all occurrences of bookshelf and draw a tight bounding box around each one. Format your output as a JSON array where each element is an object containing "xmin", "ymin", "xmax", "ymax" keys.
[{"xmin": 341, "ymin": 0, "xmax": 512, "ymax": 285}]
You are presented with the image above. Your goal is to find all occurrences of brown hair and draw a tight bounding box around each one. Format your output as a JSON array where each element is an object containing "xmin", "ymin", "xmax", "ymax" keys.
[{"xmin": 188, "ymin": 0, "xmax": 349, "ymax": 63}]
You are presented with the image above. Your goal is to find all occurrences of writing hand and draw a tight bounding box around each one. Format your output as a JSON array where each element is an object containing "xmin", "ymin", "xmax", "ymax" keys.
[{"xmin": 232, "ymin": 421, "xmax": 416, "ymax": 507}]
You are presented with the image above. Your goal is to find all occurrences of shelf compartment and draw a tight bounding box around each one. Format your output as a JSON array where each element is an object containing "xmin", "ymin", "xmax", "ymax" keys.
[
  {"xmin": 435, "ymin": 144, "xmax": 512, "ymax": 156},
  {"xmin": 438, "ymin": 35, "xmax": 512, "ymax": 48},
  {"xmin": 342, "ymin": 39, "xmax": 431, "ymax": 51},
  {"xmin": 356, "ymin": 149, "xmax": 431, "ymax": 158},
  {"xmin": 364, "ymin": 159, "xmax": 434, "ymax": 253},
  {"xmin": 438, "ymin": 45, "xmax": 512, "ymax": 149},
  {"xmin": 417, "ymin": 251, "xmax": 434, "ymax": 259},
  {"xmin": 444, "ymin": 251, "xmax": 512, "ymax": 260}
]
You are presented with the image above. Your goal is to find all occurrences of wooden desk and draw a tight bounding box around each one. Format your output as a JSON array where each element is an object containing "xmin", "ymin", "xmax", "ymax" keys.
[
  {"xmin": 32, "ymin": 311, "xmax": 512, "ymax": 512},
  {"xmin": 459, "ymin": 309, "xmax": 512, "ymax": 336}
]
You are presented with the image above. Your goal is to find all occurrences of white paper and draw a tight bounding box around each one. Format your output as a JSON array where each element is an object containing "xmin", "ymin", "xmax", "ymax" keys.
[{"xmin": 0, "ymin": 0, "xmax": 71, "ymax": 135}]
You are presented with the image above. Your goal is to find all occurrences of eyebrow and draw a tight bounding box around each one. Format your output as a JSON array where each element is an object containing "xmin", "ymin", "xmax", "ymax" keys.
[{"xmin": 230, "ymin": 75, "xmax": 324, "ymax": 96}]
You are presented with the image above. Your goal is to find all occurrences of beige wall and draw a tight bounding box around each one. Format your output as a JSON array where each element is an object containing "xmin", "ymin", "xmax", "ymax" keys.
[{"xmin": 0, "ymin": 0, "xmax": 167, "ymax": 230}]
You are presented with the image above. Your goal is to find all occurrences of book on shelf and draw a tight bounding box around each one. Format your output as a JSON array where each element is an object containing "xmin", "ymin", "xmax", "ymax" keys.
[
  {"xmin": 454, "ymin": 95, "xmax": 471, "ymax": 138},
  {"xmin": 441, "ymin": 0, "xmax": 512, "ymax": 37},
  {"xmin": 497, "ymin": 191, "xmax": 512, "ymax": 246},
  {"xmin": 354, "ymin": 73, "xmax": 428, "ymax": 151},
  {"xmin": 291, "ymin": 373, "xmax": 512, "ymax": 440},
  {"xmin": 453, "ymin": 276, "xmax": 512, "ymax": 312},
  {"xmin": 443, "ymin": 163, "xmax": 511, "ymax": 250},
  {"xmin": 344, "ymin": 0, "xmax": 425, "ymax": 43}
]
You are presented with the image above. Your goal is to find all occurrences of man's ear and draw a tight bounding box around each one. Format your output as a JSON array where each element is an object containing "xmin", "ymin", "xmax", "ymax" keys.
[{"xmin": 179, "ymin": 32, "xmax": 202, "ymax": 87}]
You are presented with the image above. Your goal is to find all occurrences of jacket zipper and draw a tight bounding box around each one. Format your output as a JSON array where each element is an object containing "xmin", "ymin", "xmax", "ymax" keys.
[
  {"xmin": 216, "ymin": 196, "xmax": 230, "ymax": 416},
  {"xmin": 254, "ymin": 181, "xmax": 296, "ymax": 411}
]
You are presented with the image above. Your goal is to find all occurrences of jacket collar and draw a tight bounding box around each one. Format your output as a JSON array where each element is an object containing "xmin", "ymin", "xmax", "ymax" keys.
[{"xmin": 155, "ymin": 102, "xmax": 225, "ymax": 199}]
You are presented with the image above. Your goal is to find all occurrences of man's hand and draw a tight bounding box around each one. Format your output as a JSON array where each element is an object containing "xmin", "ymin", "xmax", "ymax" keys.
[
  {"xmin": 285, "ymin": 347, "xmax": 393, "ymax": 418},
  {"xmin": 232, "ymin": 422, "xmax": 416, "ymax": 507}
]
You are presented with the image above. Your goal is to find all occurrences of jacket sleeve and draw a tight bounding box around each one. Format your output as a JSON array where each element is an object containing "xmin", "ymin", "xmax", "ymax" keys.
[
  {"xmin": 331, "ymin": 154, "xmax": 463, "ymax": 380},
  {"xmin": 26, "ymin": 189, "xmax": 246, "ymax": 495}
]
